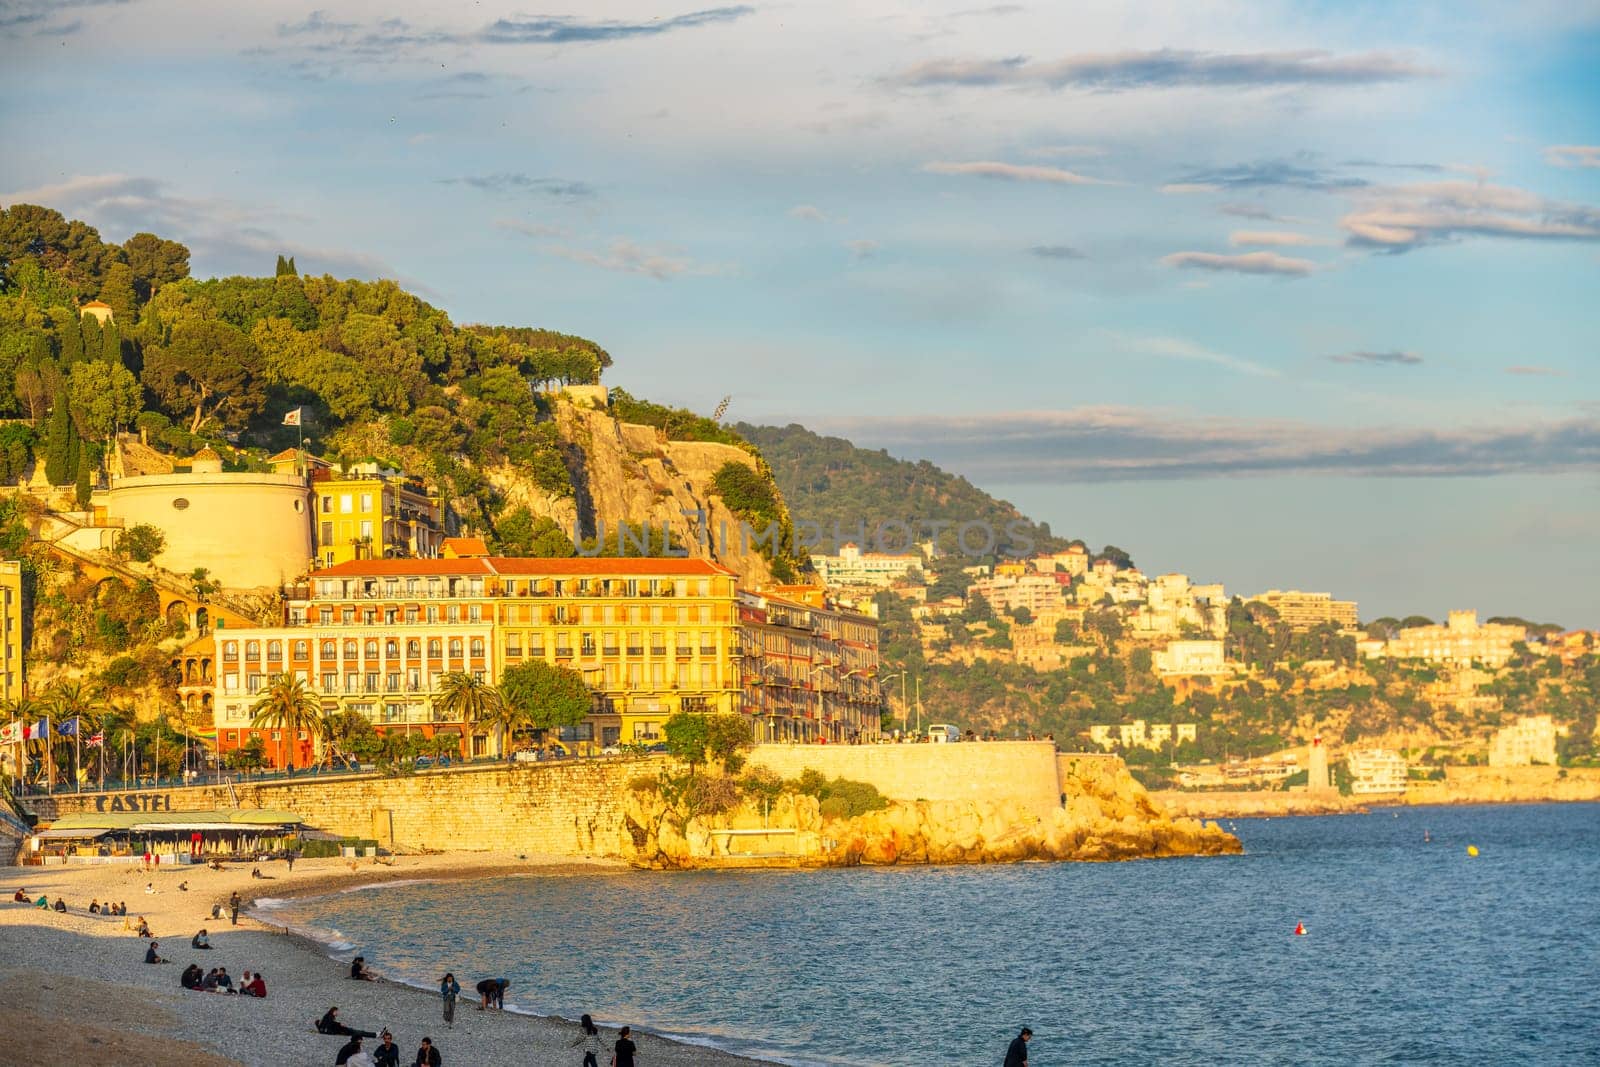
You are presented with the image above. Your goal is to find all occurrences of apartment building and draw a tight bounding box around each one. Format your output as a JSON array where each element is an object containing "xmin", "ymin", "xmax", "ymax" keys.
[
  {"xmin": 1488, "ymin": 714, "xmax": 1558, "ymax": 767},
  {"xmin": 811, "ymin": 542, "xmax": 923, "ymax": 588},
  {"xmin": 1247, "ymin": 589, "xmax": 1360, "ymax": 631},
  {"xmin": 1153, "ymin": 640, "xmax": 1231, "ymax": 676},
  {"xmin": 970, "ymin": 573, "xmax": 1068, "ymax": 616},
  {"xmin": 739, "ymin": 587, "xmax": 882, "ymax": 743},
  {"xmin": 1380, "ymin": 610, "xmax": 1528, "ymax": 668},
  {"xmin": 310, "ymin": 463, "xmax": 445, "ymax": 565},
  {"xmin": 1346, "ymin": 748, "xmax": 1408, "ymax": 794},
  {"xmin": 1, "ymin": 560, "xmax": 22, "ymax": 702}
]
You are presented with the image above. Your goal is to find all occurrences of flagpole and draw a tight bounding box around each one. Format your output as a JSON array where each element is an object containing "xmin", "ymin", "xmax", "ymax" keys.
[
  {"xmin": 45, "ymin": 714, "xmax": 53, "ymax": 794},
  {"xmin": 74, "ymin": 724, "xmax": 80, "ymax": 794}
]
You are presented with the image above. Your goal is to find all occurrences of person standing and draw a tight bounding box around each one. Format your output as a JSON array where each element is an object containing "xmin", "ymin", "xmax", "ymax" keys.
[
  {"xmin": 439, "ymin": 972, "xmax": 460, "ymax": 1029},
  {"xmin": 570, "ymin": 1013, "xmax": 603, "ymax": 1067},
  {"xmin": 1004, "ymin": 1026, "xmax": 1032, "ymax": 1067},
  {"xmin": 413, "ymin": 1036, "xmax": 442, "ymax": 1067},
  {"xmin": 613, "ymin": 1026, "xmax": 637, "ymax": 1067},
  {"xmin": 229, "ymin": 891, "xmax": 241, "ymax": 926}
]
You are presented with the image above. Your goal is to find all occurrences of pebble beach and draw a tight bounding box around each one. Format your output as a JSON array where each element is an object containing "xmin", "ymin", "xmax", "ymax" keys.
[{"xmin": 0, "ymin": 853, "xmax": 779, "ymax": 1067}]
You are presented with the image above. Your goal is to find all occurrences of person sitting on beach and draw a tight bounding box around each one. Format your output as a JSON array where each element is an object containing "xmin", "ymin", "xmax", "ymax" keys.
[
  {"xmin": 144, "ymin": 882, "xmax": 157, "ymax": 895},
  {"xmin": 135, "ymin": 916, "xmax": 152, "ymax": 937},
  {"xmin": 144, "ymin": 941, "xmax": 170, "ymax": 964},
  {"xmin": 52, "ymin": 898, "xmax": 67, "ymax": 912},
  {"xmin": 317, "ymin": 1007, "xmax": 377, "ymax": 1039},
  {"xmin": 334, "ymin": 1036, "xmax": 366, "ymax": 1066},
  {"xmin": 89, "ymin": 899, "xmax": 100, "ymax": 914},
  {"xmin": 12, "ymin": 888, "xmax": 25, "ymax": 902},
  {"xmin": 243, "ymin": 971, "xmax": 266, "ymax": 998},
  {"xmin": 350, "ymin": 956, "xmax": 376, "ymax": 981},
  {"xmin": 33, "ymin": 894, "xmax": 48, "ymax": 909},
  {"xmin": 180, "ymin": 964, "xmax": 203, "ymax": 990},
  {"xmin": 412, "ymin": 1037, "xmax": 441, "ymax": 1067},
  {"xmin": 178, "ymin": 881, "xmax": 189, "ymax": 892},
  {"xmin": 192, "ymin": 929, "xmax": 213, "ymax": 949},
  {"xmin": 570, "ymin": 1014, "xmax": 604, "ymax": 1067},
  {"xmin": 116, "ymin": 901, "xmax": 127, "ymax": 917},
  {"xmin": 215, "ymin": 967, "xmax": 235, "ymax": 993},
  {"xmin": 372, "ymin": 1030, "xmax": 400, "ymax": 1067},
  {"xmin": 475, "ymin": 977, "xmax": 508, "ymax": 1010},
  {"xmin": 202, "ymin": 968, "xmax": 220, "ymax": 992}
]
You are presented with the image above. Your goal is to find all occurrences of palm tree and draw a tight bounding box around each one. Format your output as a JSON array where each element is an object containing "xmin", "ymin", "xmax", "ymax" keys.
[
  {"xmin": 250, "ymin": 673, "xmax": 324, "ymax": 771},
  {"xmin": 434, "ymin": 671, "xmax": 505, "ymax": 758},
  {"xmin": 47, "ymin": 681, "xmax": 99, "ymax": 789},
  {"xmin": 479, "ymin": 698, "xmax": 529, "ymax": 763}
]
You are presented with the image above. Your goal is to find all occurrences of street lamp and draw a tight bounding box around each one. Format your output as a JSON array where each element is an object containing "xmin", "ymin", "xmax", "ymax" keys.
[{"xmin": 875, "ymin": 671, "xmax": 906, "ymax": 741}]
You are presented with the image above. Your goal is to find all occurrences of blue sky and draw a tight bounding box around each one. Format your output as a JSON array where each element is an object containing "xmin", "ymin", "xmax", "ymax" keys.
[{"xmin": 2, "ymin": 0, "xmax": 1597, "ymax": 623}]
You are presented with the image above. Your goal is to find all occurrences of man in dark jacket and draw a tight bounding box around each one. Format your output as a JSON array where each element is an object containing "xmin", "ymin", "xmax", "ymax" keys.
[
  {"xmin": 372, "ymin": 1030, "xmax": 401, "ymax": 1067},
  {"xmin": 413, "ymin": 1036, "xmax": 442, "ymax": 1066},
  {"xmin": 334, "ymin": 1036, "xmax": 363, "ymax": 1065},
  {"xmin": 317, "ymin": 1006, "xmax": 377, "ymax": 1039},
  {"xmin": 1004, "ymin": 1026, "xmax": 1032, "ymax": 1066}
]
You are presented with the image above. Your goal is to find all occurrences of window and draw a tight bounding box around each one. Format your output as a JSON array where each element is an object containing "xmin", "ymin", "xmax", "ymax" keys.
[
  {"xmin": 365, "ymin": 640, "xmax": 379, "ymax": 659},
  {"xmin": 505, "ymin": 636, "xmax": 523, "ymax": 656},
  {"xmin": 366, "ymin": 672, "xmax": 379, "ymax": 692},
  {"xmin": 428, "ymin": 638, "xmax": 442, "ymax": 657},
  {"xmin": 223, "ymin": 673, "xmax": 239, "ymax": 693},
  {"xmin": 293, "ymin": 640, "xmax": 309, "ymax": 660},
  {"xmin": 470, "ymin": 638, "xmax": 485, "ymax": 657},
  {"xmin": 360, "ymin": 520, "xmax": 373, "ymax": 540},
  {"xmin": 266, "ymin": 640, "xmax": 283, "ymax": 660},
  {"xmin": 468, "ymin": 604, "xmax": 482, "ymax": 622},
  {"xmin": 448, "ymin": 639, "xmax": 463, "ymax": 657},
  {"xmin": 320, "ymin": 640, "xmax": 336, "ymax": 659},
  {"xmin": 385, "ymin": 639, "xmax": 399, "ymax": 658},
  {"xmin": 346, "ymin": 672, "xmax": 359, "ymax": 692},
  {"xmin": 340, "ymin": 494, "xmax": 354, "ymax": 513},
  {"xmin": 321, "ymin": 521, "xmax": 333, "ymax": 544},
  {"xmin": 447, "ymin": 605, "xmax": 460, "ymax": 623},
  {"xmin": 528, "ymin": 634, "xmax": 544, "ymax": 656},
  {"xmin": 361, "ymin": 493, "xmax": 373, "ymax": 512},
  {"xmin": 387, "ymin": 672, "xmax": 401, "ymax": 691},
  {"xmin": 342, "ymin": 607, "xmax": 355, "ymax": 624},
  {"xmin": 581, "ymin": 633, "xmax": 597, "ymax": 656},
  {"xmin": 321, "ymin": 672, "xmax": 337, "ymax": 692},
  {"xmin": 406, "ymin": 639, "xmax": 420, "ymax": 656},
  {"xmin": 319, "ymin": 607, "xmax": 333, "ymax": 625},
  {"xmin": 222, "ymin": 642, "xmax": 238, "ymax": 662},
  {"xmin": 247, "ymin": 673, "xmax": 265, "ymax": 693},
  {"xmin": 404, "ymin": 607, "xmax": 418, "ymax": 624}
]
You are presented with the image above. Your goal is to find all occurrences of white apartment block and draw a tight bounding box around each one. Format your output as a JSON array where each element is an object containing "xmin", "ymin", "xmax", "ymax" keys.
[
  {"xmin": 1488, "ymin": 714, "xmax": 1558, "ymax": 767},
  {"xmin": 1346, "ymin": 748, "xmax": 1408, "ymax": 794},
  {"xmin": 812, "ymin": 543, "xmax": 923, "ymax": 588},
  {"xmin": 1153, "ymin": 639, "xmax": 1230, "ymax": 675},
  {"xmin": 1088, "ymin": 720, "xmax": 1198, "ymax": 751},
  {"xmin": 969, "ymin": 573, "xmax": 1067, "ymax": 616},
  {"xmin": 1380, "ymin": 610, "xmax": 1528, "ymax": 668}
]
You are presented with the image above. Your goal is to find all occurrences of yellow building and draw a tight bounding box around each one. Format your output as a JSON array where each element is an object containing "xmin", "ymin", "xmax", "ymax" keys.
[
  {"xmin": 1381, "ymin": 610, "xmax": 1527, "ymax": 668},
  {"xmin": 1247, "ymin": 589, "xmax": 1360, "ymax": 631},
  {"xmin": 286, "ymin": 556, "xmax": 744, "ymax": 749},
  {"xmin": 311, "ymin": 464, "xmax": 445, "ymax": 566},
  {"xmin": 1, "ymin": 560, "xmax": 23, "ymax": 702}
]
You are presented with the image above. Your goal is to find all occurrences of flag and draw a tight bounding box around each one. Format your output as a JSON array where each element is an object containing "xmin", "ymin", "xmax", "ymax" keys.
[
  {"xmin": 57, "ymin": 718, "xmax": 78, "ymax": 737},
  {"xmin": 0, "ymin": 722, "xmax": 19, "ymax": 745},
  {"xmin": 24, "ymin": 719, "xmax": 47, "ymax": 740},
  {"xmin": 282, "ymin": 407, "xmax": 303, "ymax": 427},
  {"xmin": 86, "ymin": 732, "xmax": 105, "ymax": 748}
]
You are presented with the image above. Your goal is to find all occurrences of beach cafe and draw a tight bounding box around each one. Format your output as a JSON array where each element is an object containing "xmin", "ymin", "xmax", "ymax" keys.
[{"xmin": 27, "ymin": 809, "xmax": 306, "ymax": 865}]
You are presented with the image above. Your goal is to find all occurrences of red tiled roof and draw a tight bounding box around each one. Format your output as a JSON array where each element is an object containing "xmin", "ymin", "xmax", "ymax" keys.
[
  {"xmin": 441, "ymin": 536, "xmax": 490, "ymax": 557},
  {"xmin": 307, "ymin": 556, "xmax": 735, "ymax": 580}
]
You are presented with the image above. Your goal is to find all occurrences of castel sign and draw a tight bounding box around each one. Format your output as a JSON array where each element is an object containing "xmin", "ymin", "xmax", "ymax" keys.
[{"xmin": 91, "ymin": 793, "xmax": 175, "ymax": 813}]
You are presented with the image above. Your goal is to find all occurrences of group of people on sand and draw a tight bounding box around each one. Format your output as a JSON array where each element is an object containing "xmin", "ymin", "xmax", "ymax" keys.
[
  {"xmin": 178, "ymin": 961, "xmax": 267, "ymax": 996},
  {"xmin": 318, "ymin": 1009, "xmax": 440, "ymax": 1067}
]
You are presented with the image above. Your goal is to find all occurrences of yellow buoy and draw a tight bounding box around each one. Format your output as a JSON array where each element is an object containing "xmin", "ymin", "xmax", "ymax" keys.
[{"xmin": 1467, "ymin": 845, "xmax": 1479, "ymax": 857}]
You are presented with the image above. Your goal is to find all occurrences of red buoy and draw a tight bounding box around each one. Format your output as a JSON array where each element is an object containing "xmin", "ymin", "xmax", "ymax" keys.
[{"xmin": 1294, "ymin": 922, "xmax": 1306, "ymax": 936}]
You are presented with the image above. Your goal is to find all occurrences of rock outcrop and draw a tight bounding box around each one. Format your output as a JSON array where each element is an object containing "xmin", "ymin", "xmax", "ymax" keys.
[{"xmin": 620, "ymin": 755, "xmax": 1241, "ymax": 869}]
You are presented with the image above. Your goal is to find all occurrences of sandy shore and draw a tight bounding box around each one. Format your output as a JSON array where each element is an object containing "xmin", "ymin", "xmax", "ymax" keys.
[{"xmin": 0, "ymin": 853, "xmax": 779, "ymax": 1067}]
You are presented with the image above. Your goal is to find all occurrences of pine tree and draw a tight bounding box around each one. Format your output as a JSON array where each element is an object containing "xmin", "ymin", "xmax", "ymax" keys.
[
  {"xmin": 286, "ymin": 256, "xmax": 296, "ymax": 275},
  {"xmin": 101, "ymin": 319, "xmax": 122, "ymax": 364},
  {"xmin": 44, "ymin": 392, "xmax": 72, "ymax": 484},
  {"xmin": 98, "ymin": 261, "xmax": 138, "ymax": 323}
]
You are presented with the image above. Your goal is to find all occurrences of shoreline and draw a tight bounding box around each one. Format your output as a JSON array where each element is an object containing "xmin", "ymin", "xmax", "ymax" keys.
[{"xmin": 0, "ymin": 853, "xmax": 781, "ymax": 1067}]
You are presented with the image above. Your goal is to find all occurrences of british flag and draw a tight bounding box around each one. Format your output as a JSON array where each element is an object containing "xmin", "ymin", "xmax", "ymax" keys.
[{"xmin": 86, "ymin": 732, "xmax": 105, "ymax": 747}]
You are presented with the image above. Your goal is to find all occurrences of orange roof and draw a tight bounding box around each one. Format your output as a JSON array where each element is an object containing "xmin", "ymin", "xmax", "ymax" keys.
[
  {"xmin": 441, "ymin": 536, "xmax": 490, "ymax": 558},
  {"xmin": 307, "ymin": 556, "xmax": 735, "ymax": 580},
  {"xmin": 81, "ymin": 300, "xmax": 111, "ymax": 309}
]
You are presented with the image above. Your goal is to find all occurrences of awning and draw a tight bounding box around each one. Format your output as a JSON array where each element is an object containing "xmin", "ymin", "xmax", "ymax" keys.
[
  {"xmin": 48, "ymin": 809, "xmax": 304, "ymax": 832},
  {"xmin": 34, "ymin": 828, "xmax": 111, "ymax": 841},
  {"xmin": 129, "ymin": 822, "xmax": 285, "ymax": 832}
]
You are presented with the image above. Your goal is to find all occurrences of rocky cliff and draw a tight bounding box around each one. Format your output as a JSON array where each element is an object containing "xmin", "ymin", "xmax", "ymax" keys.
[{"xmin": 483, "ymin": 392, "xmax": 779, "ymax": 587}]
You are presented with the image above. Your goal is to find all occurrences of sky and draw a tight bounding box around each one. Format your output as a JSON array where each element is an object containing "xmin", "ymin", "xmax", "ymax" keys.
[{"xmin": 2, "ymin": 0, "xmax": 1597, "ymax": 624}]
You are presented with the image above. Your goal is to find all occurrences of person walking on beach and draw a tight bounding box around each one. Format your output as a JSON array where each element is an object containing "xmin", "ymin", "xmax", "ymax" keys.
[
  {"xmin": 412, "ymin": 1036, "xmax": 442, "ymax": 1067},
  {"xmin": 439, "ymin": 972, "xmax": 460, "ymax": 1029},
  {"xmin": 613, "ymin": 1026, "xmax": 637, "ymax": 1067},
  {"xmin": 570, "ymin": 1014, "xmax": 603, "ymax": 1067},
  {"xmin": 229, "ymin": 891, "xmax": 241, "ymax": 925},
  {"xmin": 475, "ymin": 977, "xmax": 508, "ymax": 1010},
  {"xmin": 1004, "ymin": 1026, "xmax": 1033, "ymax": 1067}
]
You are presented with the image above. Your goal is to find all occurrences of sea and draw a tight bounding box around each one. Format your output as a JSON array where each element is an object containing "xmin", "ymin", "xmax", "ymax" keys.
[{"xmin": 256, "ymin": 803, "xmax": 1600, "ymax": 1066}]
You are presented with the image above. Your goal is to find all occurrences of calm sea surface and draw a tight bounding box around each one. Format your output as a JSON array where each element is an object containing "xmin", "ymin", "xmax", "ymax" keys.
[{"xmin": 261, "ymin": 804, "xmax": 1600, "ymax": 1065}]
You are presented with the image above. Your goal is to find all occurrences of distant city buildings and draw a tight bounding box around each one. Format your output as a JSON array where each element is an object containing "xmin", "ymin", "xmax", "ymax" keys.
[
  {"xmin": 1346, "ymin": 749, "xmax": 1408, "ymax": 794},
  {"xmin": 1378, "ymin": 610, "xmax": 1528, "ymax": 668},
  {"xmin": 970, "ymin": 573, "xmax": 1067, "ymax": 616},
  {"xmin": 1088, "ymin": 720, "xmax": 1197, "ymax": 751},
  {"xmin": 810, "ymin": 542, "xmax": 922, "ymax": 588},
  {"xmin": 1153, "ymin": 640, "xmax": 1230, "ymax": 676},
  {"xmin": 1247, "ymin": 589, "xmax": 1359, "ymax": 631},
  {"xmin": 1488, "ymin": 714, "xmax": 1558, "ymax": 767}
]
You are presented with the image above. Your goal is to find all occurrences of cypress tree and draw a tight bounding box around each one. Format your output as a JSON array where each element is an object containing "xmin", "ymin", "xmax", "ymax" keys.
[
  {"xmin": 101, "ymin": 319, "xmax": 122, "ymax": 364},
  {"xmin": 286, "ymin": 256, "xmax": 296, "ymax": 275},
  {"xmin": 59, "ymin": 313, "xmax": 84, "ymax": 365},
  {"xmin": 66, "ymin": 415, "xmax": 82, "ymax": 487},
  {"xmin": 44, "ymin": 393, "xmax": 72, "ymax": 484},
  {"xmin": 98, "ymin": 262, "xmax": 138, "ymax": 323},
  {"xmin": 81, "ymin": 316, "xmax": 103, "ymax": 366},
  {"xmin": 275, "ymin": 254, "xmax": 290, "ymax": 276},
  {"xmin": 74, "ymin": 447, "xmax": 92, "ymax": 507}
]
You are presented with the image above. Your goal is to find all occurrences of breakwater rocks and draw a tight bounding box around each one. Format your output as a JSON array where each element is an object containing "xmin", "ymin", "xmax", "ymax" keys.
[{"xmin": 621, "ymin": 757, "xmax": 1240, "ymax": 869}]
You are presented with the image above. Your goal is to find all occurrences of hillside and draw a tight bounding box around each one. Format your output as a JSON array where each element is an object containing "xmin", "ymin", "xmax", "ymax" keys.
[{"xmin": 736, "ymin": 422, "xmax": 1068, "ymax": 558}]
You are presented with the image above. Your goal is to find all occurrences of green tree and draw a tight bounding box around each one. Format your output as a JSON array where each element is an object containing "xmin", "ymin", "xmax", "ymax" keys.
[
  {"xmin": 249, "ymin": 673, "xmax": 324, "ymax": 770},
  {"xmin": 498, "ymin": 659, "xmax": 591, "ymax": 736},
  {"xmin": 1054, "ymin": 619, "xmax": 1079, "ymax": 644},
  {"xmin": 274, "ymin": 254, "xmax": 291, "ymax": 277},
  {"xmin": 99, "ymin": 317, "xmax": 122, "ymax": 365},
  {"xmin": 57, "ymin": 310, "xmax": 84, "ymax": 365},
  {"xmin": 115, "ymin": 523, "xmax": 166, "ymax": 563},
  {"xmin": 68, "ymin": 360, "xmax": 141, "ymax": 441},
  {"xmin": 142, "ymin": 318, "xmax": 265, "ymax": 432},
  {"xmin": 97, "ymin": 263, "xmax": 138, "ymax": 325},
  {"xmin": 43, "ymin": 390, "xmax": 72, "ymax": 484},
  {"xmin": 122, "ymin": 232, "xmax": 190, "ymax": 302},
  {"xmin": 495, "ymin": 507, "xmax": 576, "ymax": 557},
  {"xmin": 712, "ymin": 461, "xmax": 781, "ymax": 526},
  {"xmin": 434, "ymin": 671, "xmax": 506, "ymax": 755},
  {"xmin": 662, "ymin": 712, "xmax": 752, "ymax": 773}
]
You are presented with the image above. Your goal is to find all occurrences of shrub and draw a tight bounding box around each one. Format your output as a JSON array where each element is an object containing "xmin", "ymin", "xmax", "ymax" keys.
[{"xmin": 117, "ymin": 523, "xmax": 166, "ymax": 563}]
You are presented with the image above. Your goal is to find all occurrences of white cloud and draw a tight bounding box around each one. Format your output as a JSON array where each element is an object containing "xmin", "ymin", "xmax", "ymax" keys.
[
  {"xmin": 788, "ymin": 204, "xmax": 831, "ymax": 223},
  {"xmin": 846, "ymin": 239, "xmax": 880, "ymax": 260},
  {"xmin": 1543, "ymin": 145, "xmax": 1600, "ymax": 169},
  {"xmin": 890, "ymin": 49, "xmax": 1435, "ymax": 91},
  {"xmin": 1160, "ymin": 250, "xmax": 1318, "ymax": 276},
  {"xmin": 539, "ymin": 237, "xmax": 721, "ymax": 280},
  {"xmin": 1228, "ymin": 230, "xmax": 1325, "ymax": 247},
  {"xmin": 1099, "ymin": 331, "xmax": 1280, "ymax": 378},
  {"xmin": 1340, "ymin": 180, "xmax": 1600, "ymax": 250},
  {"xmin": 922, "ymin": 160, "xmax": 1111, "ymax": 185}
]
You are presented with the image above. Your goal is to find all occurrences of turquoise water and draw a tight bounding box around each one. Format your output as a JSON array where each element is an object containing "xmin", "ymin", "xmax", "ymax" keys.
[{"xmin": 263, "ymin": 804, "xmax": 1600, "ymax": 1065}]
